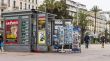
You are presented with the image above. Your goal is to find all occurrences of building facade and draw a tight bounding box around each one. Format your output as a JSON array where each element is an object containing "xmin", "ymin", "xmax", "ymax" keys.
[
  {"xmin": 87, "ymin": 12, "xmax": 107, "ymax": 37},
  {"xmin": 66, "ymin": 0, "xmax": 87, "ymax": 16},
  {"xmin": 37, "ymin": 0, "xmax": 87, "ymax": 16},
  {"xmin": 0, "ymin": 0, "xmax": 37, "ymax": 28},
  {"xmin": 100, "ymin": 11, "xmax": 110, "ymax": 34}
]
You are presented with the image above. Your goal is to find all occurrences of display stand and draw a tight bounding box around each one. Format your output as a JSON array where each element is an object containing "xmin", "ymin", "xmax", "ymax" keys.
[
  {"xmin": 59, "ymin": 45, "xmax": 65, "ymax": 53},
  {"xmin": 72, "ymin": 28, "xmax": 81, "ymax": 53}
]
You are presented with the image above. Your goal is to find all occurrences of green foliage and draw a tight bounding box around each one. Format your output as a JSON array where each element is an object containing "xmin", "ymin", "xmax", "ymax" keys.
[
  {"xmin": 38, "ymin": 0, "xmax": 73, "ymax": 19},
  {"xmin": 73, "ymin": 11, "xmax": 93, "ymax": 43},
  {"xmin": 91, "ymin": 6, "xmax": 101, "ymax": 13},
  {"xmin": 73, "ymin": 11, "xmax": 93, "ymax": 30}
]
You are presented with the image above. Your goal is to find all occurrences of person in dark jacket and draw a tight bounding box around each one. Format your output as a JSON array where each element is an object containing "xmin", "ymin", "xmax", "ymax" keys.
[
  {"xmin": 100, "ymin": 36, "xmax": 105, "ymax": 48},
  {"xmin": 0, "ymin": 35, "xmax": 4, "ymax": 52},
  {"xmin": 84, "ymin": 35, "xmax": 90, "ymax": 48}
]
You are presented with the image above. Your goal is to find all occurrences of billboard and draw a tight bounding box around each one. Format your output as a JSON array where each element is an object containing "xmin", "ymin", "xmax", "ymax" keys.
[{"xmin": 5, "ymin": 20, "xmax": 19, "ymax": 44}]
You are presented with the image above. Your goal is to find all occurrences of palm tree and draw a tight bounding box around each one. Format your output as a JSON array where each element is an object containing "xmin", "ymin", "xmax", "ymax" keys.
[
  {"xmin": 38, "ymin": 0, "xmax": 72, "ymax": 19},
  {"xmin": 73, "ymin": 11, "xmax": 93, "ymax": 43},
  {"xmin": 38, "ymin": 0, "xmax": 56, "ymax": 13},
  {"xmin": 91, "ymin": 6, "xmax": 101, "ymax": 34}
]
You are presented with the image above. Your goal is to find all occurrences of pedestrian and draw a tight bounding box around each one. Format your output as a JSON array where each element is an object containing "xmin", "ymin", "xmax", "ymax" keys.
[
  {"xmin": 100, "ymin": 36, "xmax": 105, "ymax": 48},
  {"xmin": 0, "ymin": 34, "xmax": 4, "ymax": 52},
  {"xmin": 84, "ymin": 34, "xmax": 90, "ymax": 48}
]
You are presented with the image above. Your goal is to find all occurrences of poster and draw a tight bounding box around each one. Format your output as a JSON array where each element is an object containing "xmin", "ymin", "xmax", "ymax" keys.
[
  {"xmin": 38, "ymin": 30, "xmax": 46, "ymax": 45},
  {"xmin": 38, "ymin": 14, "xmax": 46, "ymax": 45},
  {"xmin": 47, "ymin": 23, "xmax": 51, "ymax": 45},
  {"xmin": 58, "ymin": 27, "xmax": 64, "ymax": 45},
  {"xmin": 5, "ymin": 20, "xmax": 19, "ymax": 44},
  {"xmin": 38, "ymin": 14, "xmax": 46, "ymax": 30},
  {"xmin": 21, "ymin": 19, "xmax": 29, "ymax": 44},
  {"xmin": 72, "ymin": 26, "xmax": 81, "ymax": 51},
  {"xmin": 64, "ymin": 25, "xmax": 73, "ymax": 44}
]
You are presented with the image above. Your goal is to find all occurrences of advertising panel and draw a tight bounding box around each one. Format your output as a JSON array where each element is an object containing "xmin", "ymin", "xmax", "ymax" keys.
[
  {"xmin": 5, "ymin": 20, "xmax": 19, "ymax": 44},
  {"xmin": 58, "ymin": 27, "xmax": 64, "ymax": 45},
  {"xmin": 21, "ymin": 18, "xmax": 29, "ymax": 44},
  {"xmin": 64, "ymin": 25, "xmax": 73, "ymax": 44},
  {"xmin": 47, "ymin": 23, "xmax": 51, "ymax": 45},
  {"xmin": 72, "ymin": 26, "xmax": 81, "ymax": 52},
  {"xmin": 38, "ymin": 30, "xmax": 46, "ymax": 44},
  {"xmin": 38, "ymin": 14, "xmax": 46, "ymax": 45}
]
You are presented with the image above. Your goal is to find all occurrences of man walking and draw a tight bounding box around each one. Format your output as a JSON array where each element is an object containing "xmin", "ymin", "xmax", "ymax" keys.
[
  {"xmin": 84, "ymin": 34, "xmax": 90, "ymax": 48},
  {"xmin": 100, "ymin": 36, "xmax": 105, "ymax": 48}
]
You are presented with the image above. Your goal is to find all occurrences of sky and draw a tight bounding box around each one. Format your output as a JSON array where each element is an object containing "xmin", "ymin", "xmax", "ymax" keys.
[
  {"xmin": 38, "ymin": 0, "xmax": 110, "ymax": 11},
  {"xmin": 73, "ymin": 0, "xmax": 109, "ymax": 11}
]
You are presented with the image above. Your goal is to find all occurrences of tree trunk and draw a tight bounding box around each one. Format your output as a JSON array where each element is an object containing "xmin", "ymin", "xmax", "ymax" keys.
[
  {"xmin": 94, "ymin": 12, "xmax": 96, "ymax": 34},
  {"xmin": 81, "ymin": 29, "xmax": 84, "ymax": 44},
  {"xmin": 93, "ymin": 12, "xmax": 97, "ymax": 43}
]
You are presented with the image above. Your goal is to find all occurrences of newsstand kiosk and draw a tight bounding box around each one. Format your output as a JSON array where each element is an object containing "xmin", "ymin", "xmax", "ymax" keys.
[{"xmin": 2, "ymin": 9, "xmax": 56, "ymax": 52}]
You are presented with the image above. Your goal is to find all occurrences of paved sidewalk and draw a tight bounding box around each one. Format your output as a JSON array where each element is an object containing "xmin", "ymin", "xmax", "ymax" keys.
[{"xmin": 0, "ymin": 44, "xmax": 110, "ymax": 61}]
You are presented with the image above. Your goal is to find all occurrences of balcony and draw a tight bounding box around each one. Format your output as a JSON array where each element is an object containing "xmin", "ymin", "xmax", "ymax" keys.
[
  {"xmin": 0, "ymin": 4, "xmax": 7, "ymax": 9},
  {"xmin": 13, "ymin": 6, "xmax": 19, "ymax": 10}
]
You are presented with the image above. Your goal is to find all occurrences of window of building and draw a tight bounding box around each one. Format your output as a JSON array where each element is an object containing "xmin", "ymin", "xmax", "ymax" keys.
[
  {"xmin": 28, "ymin": 5, "xmax": 30, "ymax": 9},
  {"xmin": 1, "ymin": 0, "xmax": 4, "ymax": 5},
  {"xmin": 20, "ymin": 2, "xmax": 22, "ymax": 9},
  {"xmin": 36, "ymin": 0, "xmax": 37, "ymax": 4},
  {"xmin": 32, "ymin": 0, "xmax": 34, "ymax": 3},
  {"xmin": 29, "ymin": 0, "xmax": 30, "ymax": 2},
  {"xmin": 36, "ymin": 6, "xmax": 37, "ymax": 9},
  {"xmin": 32, "ymin": 5, "xmax": 34, "ymax": 9},
  {"xmin": 25, "ymin": 3, "xmax": 27, "ymax": 9},
  {"xmin": 1, "ymin": 21, "xmax": 3, "ymax": 28},
  {"xmin": 8, "ymin": 0, "xmax": 10, "ymax": 7},
  {"xmin": 13, "ymin": 0, "xmax": 16, "ymax": 8},
  {"xmin": 25, "ymin": 0, "xmax": 27, "ymax": 2},
  {"xmin": 1, "ymin": 9, "xmax": 4, "ymax": 12}
]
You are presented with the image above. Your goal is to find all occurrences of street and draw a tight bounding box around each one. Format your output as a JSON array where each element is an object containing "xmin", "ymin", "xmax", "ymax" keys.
[{"xmin": 0, "ymin": 44, "xmax": 110, "ymax": 61}]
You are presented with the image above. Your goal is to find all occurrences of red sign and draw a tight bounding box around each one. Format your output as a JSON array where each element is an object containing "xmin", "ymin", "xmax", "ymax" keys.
[
  {"xmin": 5, "ymin": 20, "xmax": 19, "ymax": 44},
  {"xmin": 6, "ymin": 20, "xmax": 18, "ymax": 25}
]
